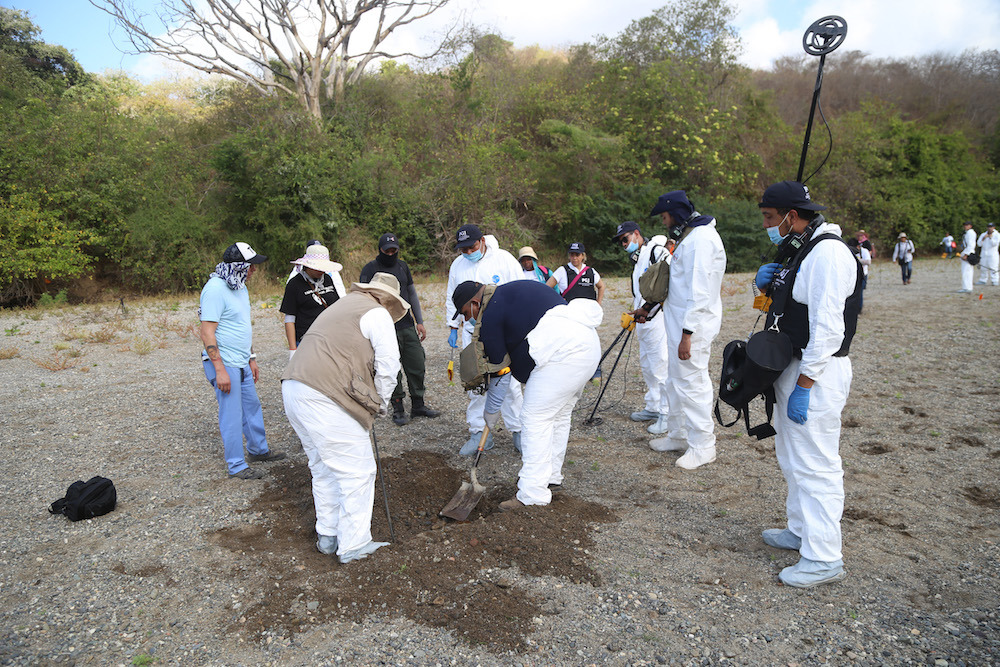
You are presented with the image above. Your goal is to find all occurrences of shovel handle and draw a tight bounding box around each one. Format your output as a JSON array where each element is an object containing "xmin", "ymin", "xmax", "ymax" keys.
[{"xmin": 471, "ymin": 425, "xmax": 490, "ymax": 470}]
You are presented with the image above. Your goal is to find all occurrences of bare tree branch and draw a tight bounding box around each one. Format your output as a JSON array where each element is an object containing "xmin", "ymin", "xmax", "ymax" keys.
[{"xmin": 89, "ymin": 0, "xmax": 458, "ymax": 122}]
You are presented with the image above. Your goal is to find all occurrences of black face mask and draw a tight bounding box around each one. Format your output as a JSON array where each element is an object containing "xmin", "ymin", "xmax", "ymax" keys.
[{"xmin": 377, "ymin": 251, "xmax": 398, "ymax": 267}]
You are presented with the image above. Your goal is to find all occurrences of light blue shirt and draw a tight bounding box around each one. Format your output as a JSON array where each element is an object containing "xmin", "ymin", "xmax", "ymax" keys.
[{"xmin": 200, "ymin": 276, "xmax": 252, "ymax": 367}]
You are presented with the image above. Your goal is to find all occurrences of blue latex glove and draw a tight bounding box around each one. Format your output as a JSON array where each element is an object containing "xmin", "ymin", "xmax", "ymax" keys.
[
  {"xmin": 754, "ymin": 262, "xmax": 781, "ymax": 289},
  {"xmin": 787, "ymin": 384, "xmax": 811, "ymax": 424},
  {"xmin": 448, "ymin": 328, "xmax": 459, "ymax": 348},
  {"xmin": 755, "ymin": 263, "xmax": 781, "ymax": 290}
]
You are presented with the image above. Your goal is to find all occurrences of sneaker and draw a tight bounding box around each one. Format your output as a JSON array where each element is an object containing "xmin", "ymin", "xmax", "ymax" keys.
[
  {"xmin": 460, "ymin": 431, "xmax": 494, "ymax": 456},
  {"xmin": 512, "ymin": 431, "xmax": 522, "ymax": 453},
  {"xmin": 646, "ymin": 414, "xmax": 669, "ymax": 434},
  {"xmin": 976, "ymin": 280, "xmax": 987, "ymax": 285},
  {"xmin": 630, "ymin": 409, "xmax": 659, "ymax": 422},
  {"xmin": 958, "ymin": 289, "xmax": 972, "ymax": 293},
  {"xmin": 339, "ymin": 541, "xmax": 389, "ymax": 564},
  {"xmin": 762, "ymin": 528, "xmax": 802, "ymax": 551},
  {"xmin": 229, "ymin": 467, "xmax": 265, "ymax": 480},
  {"xmin": 779, "ymin": 558, "xmax": 846, "ymax": 588},
  {"xmin": 547, "ymin": 483, "xmax": 563, "ymax": 493},
  {"xmin": 676, "ymin": 446, "xmax": 716, "ymax": 469},
  {"xmin": 498, "ymin": 497, "xmax": 527, "ymax": 512},
  {"xmin": 649, "ymin": 437, "xmax": 686, "ymax": 452},
  {"xmin": 247, "ymin": 450, "xmax": 286, "ymax": 463},
  {"xmin": 316, "ymin": 534, "xmax": 338, "ymax": 555}
]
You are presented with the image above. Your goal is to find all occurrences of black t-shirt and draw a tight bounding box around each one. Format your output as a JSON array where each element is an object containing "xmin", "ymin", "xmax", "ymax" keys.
[
  {"xmin": 280, "ymin": 272, "xmax": 340, "ymax": 342},
  {"xmin": 359, "ymin": 257, "xmax": 417, "ymax": 331}
]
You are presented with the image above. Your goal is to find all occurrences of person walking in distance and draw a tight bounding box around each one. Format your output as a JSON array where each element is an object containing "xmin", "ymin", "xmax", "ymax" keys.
[
  {"xmin": 959, "ymin": 221, "xmax": 977, "ymax": 293},
  {"xmin": 976, "ymin": 223, "xmax": 999, "ymax": 286},
  {"xmin": 891, "ymin": 233, "xmax": 915, "ymax": 285}
]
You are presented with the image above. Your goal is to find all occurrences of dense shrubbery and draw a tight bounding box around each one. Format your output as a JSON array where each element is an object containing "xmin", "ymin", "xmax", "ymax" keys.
[{"xmin": 1, "ymin": 3, "xmax": 997, "ymax": 303}]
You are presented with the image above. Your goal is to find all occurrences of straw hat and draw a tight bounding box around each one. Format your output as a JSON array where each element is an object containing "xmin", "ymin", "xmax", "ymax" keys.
[
  {"xmin": 351, "ymin": 272, "xmax": 411, "ymax": 322},
  {"xmin": 290, "ymin": 244, "xmax": 342, "ymax": 274},
  {"xmin": 518, "ymin": 246, "xmax": 538, "ymax": 261}
]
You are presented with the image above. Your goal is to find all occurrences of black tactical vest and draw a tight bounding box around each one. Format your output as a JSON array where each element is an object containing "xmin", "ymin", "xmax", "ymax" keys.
[
  {"xmin": 564, "ymin": 266, "xmax": 597, "ymax": 301},
  {"xmin": 764, "ymin": 233, "xmax": 862, "ymax": 357}
]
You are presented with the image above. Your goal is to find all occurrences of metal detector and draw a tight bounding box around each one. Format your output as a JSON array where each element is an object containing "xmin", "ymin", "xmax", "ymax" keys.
[
  {"xmin": 796, "ymin": 16, "xmax": 848, "ymax": 183},
  {"xmin": 583, "ymin": 318, "xmax": 638, "ymax": 426}
]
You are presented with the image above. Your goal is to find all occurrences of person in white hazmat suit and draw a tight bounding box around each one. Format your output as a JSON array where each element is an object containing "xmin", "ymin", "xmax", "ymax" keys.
[
  {"xmin": 446, "ymin": 224, "xmax": 524, "ymax": 455},
  {"xmin": 976, "ymin": 222, "xmax": 999, "ymax": 285},
  {"xmin": 633, "ymin": 191, "xmax": 727, "ymax": 469},
  {"xmin": 281, "ymin": 273, "xmax": 407, "ymax": 565},
  {"xmin": 959, "ymin": 220, "xmax": 978, "ymax": 293},
  {"xmin": 754, "ymin": 181, "xmax": 863, "ymax": 588},
  {"xmin": 453, "ymin": 279, "xmax": 602, "ymax": 510},
  {"xmin": 612, "ymin": 220, "xmax": 671, "ymax": 434}
]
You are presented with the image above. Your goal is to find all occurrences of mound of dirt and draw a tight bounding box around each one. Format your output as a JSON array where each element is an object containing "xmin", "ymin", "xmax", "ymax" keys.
[{"xmin": 213, "ymin": 450, "xmax": 616, "ymax": 650}]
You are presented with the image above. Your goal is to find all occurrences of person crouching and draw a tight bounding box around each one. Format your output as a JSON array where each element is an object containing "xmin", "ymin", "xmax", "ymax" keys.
[
  {"xmin": 453, "ymin": 279, "xmax": 602, "ymax": 510},
  {"xmin": 281, "ymin": 273, "xmax": 408, "ymax": 564}
]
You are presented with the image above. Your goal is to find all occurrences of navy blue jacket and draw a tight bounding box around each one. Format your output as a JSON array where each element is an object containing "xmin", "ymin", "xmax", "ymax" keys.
[{"xmin": 479, "ymin": 281, "xmax": 566, "ymax": 383}]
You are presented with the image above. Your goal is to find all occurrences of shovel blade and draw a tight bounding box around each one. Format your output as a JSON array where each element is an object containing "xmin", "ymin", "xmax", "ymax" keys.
[{"xmin": 439, "ymin": 480, "xmax": 486, "ymax": 522}]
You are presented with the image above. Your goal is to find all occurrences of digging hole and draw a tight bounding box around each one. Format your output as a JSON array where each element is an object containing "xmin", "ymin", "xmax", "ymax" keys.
[{"xmin": 211, "ymin": 450, "xmax": 617, "ymax": 651}]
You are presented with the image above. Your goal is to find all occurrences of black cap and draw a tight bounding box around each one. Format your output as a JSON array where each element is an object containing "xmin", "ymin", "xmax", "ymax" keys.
[
  {"xmin": 452, "ymin": 281, "xmax": 483, "ymax": 311},
  {"xmin": 222, "ymin": 242, "xmax": 268, "ymax": 264},
  {"xmin": 568, "ymin": 242, "xmax": 586, "ymax": 253},
  {"xmin": 379, "ymin": 233, "xmax": 400, "ymax": 251},
  {"xmin": 758, "ymin": 181, "xmax": 826, "ymax": 211},
  {"xmin": 613, "ymin": 221, "xmax": 640, "ymax": 240},
  {"xmin": 454, "ymin": 224, "xmax": 483, "ymax": 250}
]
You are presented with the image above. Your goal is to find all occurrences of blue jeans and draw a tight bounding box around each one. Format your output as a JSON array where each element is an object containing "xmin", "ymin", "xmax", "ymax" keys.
[
  {"xmin": 203, "ymin": 360, "xmax": 270, "ymax": 474},
  {"xmin": 900, "ymin": 261, "xmax": 912, "ymax": 283}
]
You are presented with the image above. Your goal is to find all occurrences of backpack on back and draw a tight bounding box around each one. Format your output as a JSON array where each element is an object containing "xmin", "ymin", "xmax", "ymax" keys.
[{"xmin": 49, "ymin": 476, "xmax": 117, "ymax": 521}]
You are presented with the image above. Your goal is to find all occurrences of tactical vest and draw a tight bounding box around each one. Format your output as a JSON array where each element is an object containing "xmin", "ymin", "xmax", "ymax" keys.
[
  {"xmin": 564, "ymin": 266, "xmax": 597, "ymax": 301},
  {"xmin": 764, "ymin": 233, "xmax": 863, "ymax": 357}
]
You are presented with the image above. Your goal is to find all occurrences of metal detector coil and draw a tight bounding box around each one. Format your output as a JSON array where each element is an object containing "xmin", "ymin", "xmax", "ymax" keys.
[
  {"xmin": 802, "ymin": 16, "xmax": 847, "ymax": 56},
  {"xmin": 796, "ymin": 15, "xmax": 848, "ymax": 182}
]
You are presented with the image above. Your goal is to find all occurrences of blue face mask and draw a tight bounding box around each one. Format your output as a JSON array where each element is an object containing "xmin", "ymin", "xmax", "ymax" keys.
[
  {"xmin": 625, "ymin": 241, "xmax": 639, "ymax": 253},
  {"xmin": 463, "ymin": 249, "xmax": 483, "ymax": 263},
  {"xmin": 767, "ymin": 213, "xmax": 791, "ymax": 245}
]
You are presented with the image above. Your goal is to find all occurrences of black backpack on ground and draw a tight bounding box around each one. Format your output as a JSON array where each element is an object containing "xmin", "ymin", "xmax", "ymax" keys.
[{"xmin": 49, "ymin": 476, "xmax": 117, "ymax": 521}]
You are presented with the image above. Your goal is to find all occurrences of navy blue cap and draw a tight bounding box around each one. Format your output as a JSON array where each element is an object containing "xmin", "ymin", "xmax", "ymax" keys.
[
  {"xmin": 758, "ymin": 181, "xmax": 826, "ymax": 211},
  {"xmin": 568, "ymin": 242, "xmax": 586, "ymax": 253},
  {"xmin": 650, "ymin": 190, "xmax": 695, "ymax": 222},
  {"xmin": 455, "ymin": 224, "xmax": 483, "ymax": 250},
  {"xmin": 613, "ymin": 221, "xmax": 640, "ymax": 240}
]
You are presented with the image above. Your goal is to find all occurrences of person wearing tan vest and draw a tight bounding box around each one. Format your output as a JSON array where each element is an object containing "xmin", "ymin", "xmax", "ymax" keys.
[{"xmin": 281, "ymin": 273, "xmax": 409, "ymax": 564}]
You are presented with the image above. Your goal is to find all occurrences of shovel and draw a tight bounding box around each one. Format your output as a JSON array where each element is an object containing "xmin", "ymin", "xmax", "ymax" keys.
[{"xmin": 439, "ymin": 426, "xmax": 490, "ymax": 521}]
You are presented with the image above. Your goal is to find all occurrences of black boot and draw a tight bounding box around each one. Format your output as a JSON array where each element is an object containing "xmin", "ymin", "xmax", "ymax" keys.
[
  {"xmin": 391, "ymin": 397, "xmax": 410, "ymax": 426},
  {"xmin": 411, "ymin": 396, "xmax": 441, "ymax": 419}
]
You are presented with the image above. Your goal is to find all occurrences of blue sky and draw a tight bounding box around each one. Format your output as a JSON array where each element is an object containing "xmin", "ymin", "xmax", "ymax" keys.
[{"xmin": 10, "ymin": 0, "xmax": 1000, "ymax": 80}]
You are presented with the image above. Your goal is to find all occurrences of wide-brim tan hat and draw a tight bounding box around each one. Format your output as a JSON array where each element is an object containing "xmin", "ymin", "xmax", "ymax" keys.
[
  {"xmin": 898, "ymin": 233, "xmax": 907, "ymax": 239},
  {"xmin": 290, "ymin": 244, "xmax": 343, "ymax": 274},
  {"xmin": 518, "ymin": 246, "xmax": 538, "ymax": 261},
  {"xmin": 351, "ymin": 272, "xmax": 411, "ymax": 322}
]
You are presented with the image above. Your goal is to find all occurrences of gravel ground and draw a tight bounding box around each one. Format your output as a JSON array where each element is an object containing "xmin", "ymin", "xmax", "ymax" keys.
[{"xmin": 0, "ymin": 257, "xmax": 998, "ymax": 667}]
